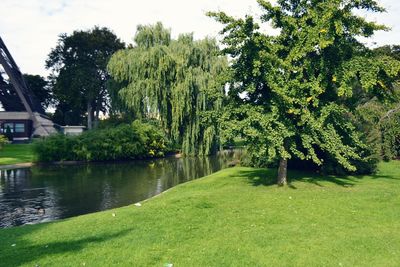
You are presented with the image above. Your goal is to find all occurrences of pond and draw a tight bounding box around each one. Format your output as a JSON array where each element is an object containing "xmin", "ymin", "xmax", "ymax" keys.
[{"xmin": 0, "ymin": 150, "xmax": 240, "ymax": 228}]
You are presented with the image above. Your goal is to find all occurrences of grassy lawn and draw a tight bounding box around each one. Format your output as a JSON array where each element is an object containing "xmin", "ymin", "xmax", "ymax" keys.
[
  {"xmin": 0, "ymin": 162, "xmax": 399, "ymax": 266},
  {"xmin": 0, "ymin": 143, "xmax": 35, "ymax": 165}
]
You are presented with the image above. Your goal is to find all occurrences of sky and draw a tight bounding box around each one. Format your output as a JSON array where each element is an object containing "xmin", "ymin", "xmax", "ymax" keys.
[{"xmin": 1, "ymin": 0, "xmax": 400, "ymax": 76}]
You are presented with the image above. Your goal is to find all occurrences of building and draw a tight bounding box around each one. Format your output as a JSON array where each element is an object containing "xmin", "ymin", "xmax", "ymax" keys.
[
  {"xmin": 0, "ymin": 36, "xmax": 57, "ymax": 140},
  {"xmin": 61, "ymin": 125, "xmax": 86, "ymax": 136},
  {"xmin": 0, "ymin": 112, "xmax": 33, "ymax": 140}
]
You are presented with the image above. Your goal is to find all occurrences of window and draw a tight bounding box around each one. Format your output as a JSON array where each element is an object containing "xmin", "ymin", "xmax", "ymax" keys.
[
  {"xmin": 3, "ymin": 123, "xmax": 14, "ymax": 133},
  {"xmin": 15, "ymin": 123, "xmax": 25, "ymax": 133}
]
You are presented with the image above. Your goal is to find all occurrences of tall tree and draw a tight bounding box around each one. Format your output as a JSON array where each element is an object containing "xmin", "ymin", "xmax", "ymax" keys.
[
  {"xmin": 108, "ymin": 23, "xmax": 228, "ymax": 155},
  {"xmin": 209, "ymin": 0, "xmax": 400, "ymax": 185},
  {"xmin": 46, "ymin": 26, "xmax": 125, "ymax": 128}
]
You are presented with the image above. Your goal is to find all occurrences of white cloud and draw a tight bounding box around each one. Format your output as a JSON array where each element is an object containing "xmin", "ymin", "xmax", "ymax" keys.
[{"xmin": 0, "ymin": 0, "xmax": 399, "ymax": 76}]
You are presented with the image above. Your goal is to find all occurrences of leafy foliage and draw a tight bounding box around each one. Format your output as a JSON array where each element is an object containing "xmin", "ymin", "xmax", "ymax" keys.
[
  {"xmin": 23, "ymin": 74, "xmax": 53, "ymax": 110},
  {"xmin": 355, "ymin": 99, "xmax": 400, "ymax": 161},
  {"xmin": 0, "ymin": 73, "xmax": 51, "ymax": 112},
  {"xmin": 46, "ymin": 26, "xmax": 125, "ymax": 127},
  {"xmin": 0, "ymin": 135, "xmax": 8, "ymax": 149},
  {"xmin": 108, "ymin": 23, "xmax": 228, "ymax": 155},
  {"xmin": 33, "ymin": 121, "xmax": 168, "ymax": 162},
  {"xmin": 4, "ymin": 125, "xmax": 12, "ymax": 141},
  {"xmin": 209, "ymin": 0, "xmax": 400, "ymax": 179},
  {"xmin": 381, "ymin": 112, "xmax": 400, "ymax": 160}
]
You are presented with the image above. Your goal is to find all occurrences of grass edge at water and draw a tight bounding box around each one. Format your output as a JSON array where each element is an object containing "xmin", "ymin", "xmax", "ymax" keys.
[{"xmin": 0, "ymin": 143, "xmax": 35, "ymax": 165}]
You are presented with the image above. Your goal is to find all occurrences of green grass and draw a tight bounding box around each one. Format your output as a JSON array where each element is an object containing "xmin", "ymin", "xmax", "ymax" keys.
[
  {"xmin": 0, "ymin": 143, "xmax": 35, "ymax": 165},
  {"xmin": 0, "ymin": 162, "xmax": 399, "ymax": 266}
]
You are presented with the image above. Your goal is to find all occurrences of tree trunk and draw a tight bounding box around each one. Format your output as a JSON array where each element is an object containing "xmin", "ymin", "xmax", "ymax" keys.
[
  {"xmin": 87, "ymin": 102, "xmax": 93, "ymax": 130},
  {"xmin": 94, "ymin": 101, "xmax": 100, "ymax": 129},
  {"xmin": 277, "ymin": 158, "xmax": 288, "ymax": 186}
]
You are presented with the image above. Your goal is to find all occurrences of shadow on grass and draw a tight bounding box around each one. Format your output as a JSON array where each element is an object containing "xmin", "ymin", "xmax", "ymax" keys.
[
  {"xmin": 0, "ymin": 224, "xmax": 133, "ymax": 266},
  {"xmin": 235, "ymin": 164, "xmax": 399, "ymax": 189},
  {"xmin": 232, "ymin": 168, "xmax": 297, "ymax": 189}
]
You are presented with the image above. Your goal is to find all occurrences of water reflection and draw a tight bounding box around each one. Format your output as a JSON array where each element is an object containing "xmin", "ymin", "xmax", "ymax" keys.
[{"xmin": 0, "ymin": 150, "xmax": 240, "ymax": 228}]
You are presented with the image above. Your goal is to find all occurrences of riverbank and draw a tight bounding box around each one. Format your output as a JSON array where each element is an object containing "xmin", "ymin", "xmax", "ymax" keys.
[
  {"xmin": 0, "ymin": 143, "xmax": 35, "ymax": 166},
  {"xmin": 0, "ymin": 161, "xmax": 399, "ymax": 266},
  {"xmin": 0, "ymin": 162, "xmax": 34, "ymax": 170},
  {"xmin": 0, "ymin": 142, "xmax": 176, "ymax": 169}
]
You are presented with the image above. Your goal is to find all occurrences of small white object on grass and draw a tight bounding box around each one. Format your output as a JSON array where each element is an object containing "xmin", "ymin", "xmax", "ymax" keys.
[
  {"xmin": 11, "ymin": 243, "xmax": 16, "ymax": 247},
  {"xmin": 134, "ymin": 203, "xmax": 142, "ymax": 207},
  {"xmin": 164, "ymin": 264, "xmax": 173, "ymax": 267},
  {"xmin": 112, "ymin": 213, "xmax": 116, "ymax": 217}
]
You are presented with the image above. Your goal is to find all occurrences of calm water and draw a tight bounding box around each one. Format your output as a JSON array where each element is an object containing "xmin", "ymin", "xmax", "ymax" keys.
[{"xmin": 0, "ymin": 151, "xmax": 240, "ymax": 228}]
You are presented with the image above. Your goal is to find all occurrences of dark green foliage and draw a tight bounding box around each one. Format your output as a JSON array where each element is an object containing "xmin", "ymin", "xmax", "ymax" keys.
[
  {"xmin": 4, "ymin": 125, "xmax": 12, "ymax": 141},
  {"xmin": 355, "ymin": 100, "xmax": 400, "ymax": 161},
  {"xmin": 319, "ymin": 148, "xmax": 380, "ymax": 175},
  {"xmin": 23, "ymin": 74, "xmax": 53, "ymax": 110},
  {"xmin": 33, "ymin": 121, "xmax": 168, "ymax": 162},
  {"xmin": 34, "ymin": 134, "xmax": 76, "ymax": 162},
  {"xmin": 381, "ymin": 112, "xmax": 400, "ymax": 160},
  {"xmin": 367, "ymin": 45, "xmax": 400, "ymax": 160},
  {"xmin": 374, "ymin": 45, "xmax": 400, "ymax": 61},
  {"xmin": 46, "ymin": 26, "xmax": 125, "ymax": 127}
]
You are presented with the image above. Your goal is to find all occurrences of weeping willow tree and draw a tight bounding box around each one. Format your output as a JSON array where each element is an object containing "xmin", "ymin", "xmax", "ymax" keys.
[{"xmin": 108, "ymin": 23, "xmax": 228, "ymax": 155}]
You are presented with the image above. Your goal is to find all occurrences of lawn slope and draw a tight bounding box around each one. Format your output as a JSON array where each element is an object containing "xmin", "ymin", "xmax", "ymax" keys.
[
  {"xmin": 0, "ymin": 162, "xmax": 399, "ymax": 266},
  {"xmin": 0, "ymin": 144, "xmax": 34, "ymax": 165}
]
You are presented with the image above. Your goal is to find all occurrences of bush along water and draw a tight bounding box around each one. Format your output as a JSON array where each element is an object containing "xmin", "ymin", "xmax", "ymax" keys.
[{"xmin": 34, "ymin": 121, "xmax": 169, "ymax": 162}]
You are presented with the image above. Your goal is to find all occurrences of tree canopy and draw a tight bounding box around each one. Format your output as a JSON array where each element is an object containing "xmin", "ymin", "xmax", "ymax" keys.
[
  {"xmin": 108, "ymin": 23, "xmax": 228, "ymax": 155},
  {"xmin": 23, "ymin": 74, "xmax": 53, "ymax": 110},
  {"xmin": 209, "ymin": 0, "xmax": 400, "ymax": 184},
  {"xmin": 46, "ymin": 26, "xmax": 125, "ymax": 127},
  {"xmin": 0, "ymin": 72, "xmax": 51, "ymax": 112}
]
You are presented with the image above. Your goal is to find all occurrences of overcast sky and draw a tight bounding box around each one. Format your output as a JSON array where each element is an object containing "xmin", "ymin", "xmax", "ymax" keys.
[{"xmin": 1, "ymin": 0, "xmax": 400, "ymax": 76}]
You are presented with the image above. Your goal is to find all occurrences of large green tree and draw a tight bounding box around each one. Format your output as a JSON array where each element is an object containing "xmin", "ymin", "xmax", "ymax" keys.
[
  {"xmin": 210, "ymin": 0, "xmax": 400, "ymax": 185},
  {"xmin": 108, "ymin": 23, "xmax": 228, "ymax": 155},
  {"xmin": 46, "ymin": 26, "xmax": 125, "ymax": 128}
]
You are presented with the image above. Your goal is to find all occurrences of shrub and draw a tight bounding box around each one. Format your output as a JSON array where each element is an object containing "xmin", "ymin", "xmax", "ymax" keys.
[
  {"xmin": 0, "ymin": 135, "xmax": 8, "ymax": 149},
  {"xmin": 33, "ymin": 134, "xmax": 77, "ymax": 162},
  {"xmin": 4, "ymin": 126, "xmax": 13, "ymax": 141},
  {"xmin": 34, "ymin": 121, "xmax": 169, "ymax": 162}
]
